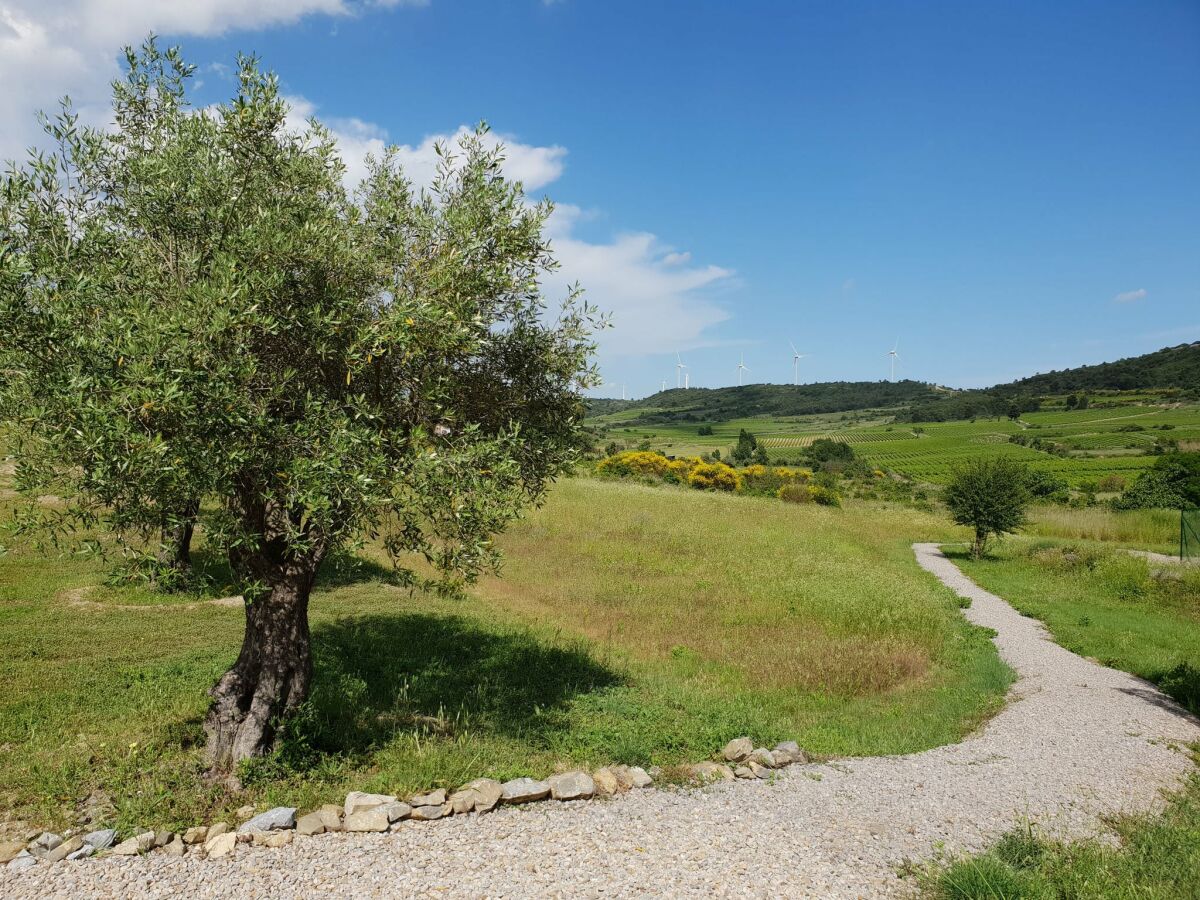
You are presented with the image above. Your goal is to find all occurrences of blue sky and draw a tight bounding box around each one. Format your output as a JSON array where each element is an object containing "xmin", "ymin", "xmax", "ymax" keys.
[{"xmin": 4, "ymin": 1, "xmax": 1198, "ymax": 394}]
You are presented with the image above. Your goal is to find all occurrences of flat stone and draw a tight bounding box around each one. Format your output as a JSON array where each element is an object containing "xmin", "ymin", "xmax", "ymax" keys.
[
  {"xmin": 501, "ymin": 777, "xmax": 551, "ymax": 804},
  {"xmin": 295, "ymin": 813, "xmax": 326, "ymax": 837},
  {"xmin": 383, "ymin": 802, "xmax": 412, "ymax": 823},
  {"xmin": 34, "ymin": 832, "xmax": 62, "ymax": 851},
  {"xmin": 734, "ymin": 765, "xmax": 755, "ymax": 779},
  {"xmin": 409, "ymin": 803, "xmax": 450, "ymax": 821},
  {"xmin": 237, "ymin": 807, "xmax": 297, "ymax": 833},
  {"xmin": 691, "ymin": 761, "xmax": 736, "ymax": 783},
  {"xmin": 409, "ymin": 788, "xmax": 447, "ymax": 807},
  {"xmin": 65, "ymin": 846, "xmax": 95, "ymax": 861},
  {"xmin": 344, "ymin": 792, "xmax": 397, "ymax": 818},
  {"xmin": 592, "ymin": 768, "xmax": 620, "ymax": 796},
  {"xmin": 748, "ymin": 760, "xmax": 770, "ymax": 778},
  {"xmin": 153, "ymin": 829, "xmax": 173, "ymax": 848},
  {"xmin": 111, "ymin": 832, "xmax": 154, "ymax": 856},
  {"xmin": 206, "ymin": 822, "xmax": 230, "ymax": 840},
  {"xmin": 44, "ymin": 836, "xmax": 84, "ymax": 863},
  {"xmin": 7, "ymin": 853, "xmax": 36, "ymax": 872},
  {"xmin": 460, "ymin": 779, "xmax": 504, "ymax": 814},
  {"xmin": 722, "ymin": 737, "xmax": 754, "ymax": 763},
  {"xmin": 343, "ymin": 809, "xmax": 390, "ymax": 832},
  {"xmin": 163, "ymin": 837, "xmax": 186, "ymax": 857},
  {"xmin": 181, "ymin": 827, "xmax": 208, "ymax": 845},
  {"xmin": 771, "ymin": 749, "xmax": 794, "ymax": 765},
  {"xmin": 0, "ymin": 842, "xmax": 25, "ymax": 863},
  {"xmin": 83, "ymin": 829, "xmax": 117, "ymax": 850},
  {"xmin": 628, "ymin": 766, "xmax": 653, "ymax": 788},
  {"xmin": 204, "ymin": 832, "xmax": 237, "ymax": 859},
  {"xmin": 547, "ymin": 771, "xmax": 595, "ymax": 801},
  {"xmin": 774, "ymin": 740, "xmax": 801, "ymax": 755},
  {"xmin": 252, "ymin": 830, "xmax": 293, "ymax": 848}
]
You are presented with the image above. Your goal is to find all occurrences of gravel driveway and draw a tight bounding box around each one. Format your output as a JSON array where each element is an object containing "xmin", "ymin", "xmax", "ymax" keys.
[{"xmin": 4, "ymin": 543, "xmax": 1198, "ymax": 898}]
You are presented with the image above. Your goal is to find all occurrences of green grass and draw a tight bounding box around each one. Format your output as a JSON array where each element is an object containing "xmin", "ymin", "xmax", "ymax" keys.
[
  {"xmin": 947, "ymin": 539, "xmax": 1200, "ymax": 713},
  {"xmin": 924, "ymin": 767, "xmax": 1200, "ymax": 899},
  {"xmin": 923, "ymin": 539, "xmax": 1200, "ymax": 899},
  {"xmin": 0, "ymin": 477, "xmax": 1012, "ymax": 835},
  {"xmin": 1024, "ymin": 505, "xmax": 1181, "ymax": 555},
  {"xmin": 593, "ymin": 400, "xmax": 1200, "ymax": 487}
]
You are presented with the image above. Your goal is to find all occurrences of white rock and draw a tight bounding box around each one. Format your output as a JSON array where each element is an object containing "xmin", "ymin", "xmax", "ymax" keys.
[
  {"xmin": 628, "ymin": 766, "xmax": 653, "ymax": 788},
  {"xmin": 33, "ymin": 833, "xmax": 62, "ymax": 852},
  {"xmin": 459, "ymin": 779, "xmax": 504, "ymax": 814},
  {"xmin": 750, "ymin": 748, "xmax": 777, "ymax": 768},
  {"xmin": 547, "ymin": 771, "xmax": 595, "ymax": 801},
  {"xmin": 295, "ymin": 813, "xmax": 326, "ymax": 837},
  {"xmin": 501, "ymin": 777, "xmax": 551, "ymax": 804},
  {"xmin": 237, "ymin": 807, "xmax": 297, "ymax": 833},
  {"xmin": 409, "ymin": 804, "xmax": 450, "ymax": 821},
  {"xmin": 181, "ymin": 826, "xmax": 208, "ymax": 845},
  {"xmin": 7, "ymin": 853, "xmax": 36, "ymax": 872},
  {"xmin": 252, "ymin": 831, "xmax": 293, "ymax": 848},
  {"xmin": 204, "ymin": 832, "xmax": 237, "ymax": 859},
  {"xmin": 383, "ymin": 802, "xmax": 412, "ymax": 823}
]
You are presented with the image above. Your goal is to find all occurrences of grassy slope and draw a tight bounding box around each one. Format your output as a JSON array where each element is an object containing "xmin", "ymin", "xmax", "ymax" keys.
[{"xmin": 0, "ymin": 477, "xmax": 1011, "ymax": 834}]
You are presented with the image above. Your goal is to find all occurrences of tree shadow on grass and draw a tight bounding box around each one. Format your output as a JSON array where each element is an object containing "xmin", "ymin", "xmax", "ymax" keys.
[{"xmin": 280, "ymin": 612, "xmax": 624, "ymax": 764}]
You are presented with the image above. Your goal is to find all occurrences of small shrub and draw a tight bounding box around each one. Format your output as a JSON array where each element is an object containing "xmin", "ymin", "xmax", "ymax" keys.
[
  {"xmin": 687, "ymin": 461, "xmax": 741, "ymax": 492},
  {"xmin": 778, "ymin": 484, "xmax": 813, "ymax": 504},
  {"xmin": 810, "ymin": 485, "xmax": 842, "ymax": 507}
]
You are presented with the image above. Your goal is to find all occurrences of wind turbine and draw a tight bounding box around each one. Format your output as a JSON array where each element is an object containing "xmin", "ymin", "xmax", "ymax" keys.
[
  {"xmin": 736, "ymin": 353, "xmax": 750, "ymax": 386},
  {"xmin": 660, "ymin": 379, "xmax": 667, "ymax": 392},
  {"xmin": 675, "ymin": 352, "xmax": 688, "ymax": 389},
  {"xmin": 887, "ymin": 339, "xmax": 900, "ymax": 382},
  {"xmin": 789, "ymin": 341, "xmax": 807, "ymax": 385},
  {"xmin": 605, "ymin": 381, "xmax": 626, "ymax": 401}
]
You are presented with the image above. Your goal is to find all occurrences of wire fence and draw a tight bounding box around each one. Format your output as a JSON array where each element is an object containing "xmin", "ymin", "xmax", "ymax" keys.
[{"xmin": 1183, "ymin": 508, "xmax": 1200, "ymax": 562}]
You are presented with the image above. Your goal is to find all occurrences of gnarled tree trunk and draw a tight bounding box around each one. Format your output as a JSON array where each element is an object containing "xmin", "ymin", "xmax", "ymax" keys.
[
  {"xmin": 203, "ymin": 553, "xmax": 322, "ymax": 772},
  {"xmin": 157, "ymin": 498, "xmax": 200, "ymax": 573}
]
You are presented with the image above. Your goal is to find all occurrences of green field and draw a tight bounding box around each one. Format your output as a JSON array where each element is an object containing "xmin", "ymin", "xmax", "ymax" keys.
[
  {"xmin": 0, "ymin": 475, "xmax": 1012, "ymax": 834},
  {"xmin": 593, "ymin": 398, "xmax": 1200, "ymax": 488}
]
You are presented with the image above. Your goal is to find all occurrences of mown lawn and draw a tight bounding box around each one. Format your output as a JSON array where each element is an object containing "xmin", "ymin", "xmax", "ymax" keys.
[{"xmin": 0, "ymin": 477, "xmax": 1012, "ymax": 835}]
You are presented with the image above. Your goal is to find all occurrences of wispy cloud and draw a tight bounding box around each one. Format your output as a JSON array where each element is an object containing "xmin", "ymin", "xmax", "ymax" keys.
[{"xmin": 1113, "ymin": 288, "xmax": 1148, "ymax": 304}]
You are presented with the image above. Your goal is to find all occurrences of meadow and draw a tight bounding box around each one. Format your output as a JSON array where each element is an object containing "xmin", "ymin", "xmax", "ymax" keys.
[
  {"xmin": 594, "ymin": 397, "xmax": 1200, "ymax": 489},
  {"xmin": 0, "ymin": 475, "xmax": 1011, "ymax": 835}
]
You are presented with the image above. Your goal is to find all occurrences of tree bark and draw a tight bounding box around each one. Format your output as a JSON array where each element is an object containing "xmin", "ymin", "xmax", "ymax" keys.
[
  {"xmin": 156, "ymin": 498, "xmax": 199, "ymax": 573},
  {"xmin": 202, "ymin": 557, "xmax": 320, "ymax": 771}
]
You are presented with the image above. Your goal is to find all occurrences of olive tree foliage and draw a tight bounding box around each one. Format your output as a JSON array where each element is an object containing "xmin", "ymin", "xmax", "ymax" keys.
[
  {"xmin": 943, "ymin": 457, "xmax": 1031, "ymax": 559},
  {"xmin": 0, "ymin": 39, "xmax": 600, "ymax": 770}
]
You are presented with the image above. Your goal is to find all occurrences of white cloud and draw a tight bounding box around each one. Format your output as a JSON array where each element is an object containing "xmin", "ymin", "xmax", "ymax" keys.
[
  {"xmin": 543, "ymin": 205, "xmax": 733, "ymax": 356},
  {"xmin": 1113, "ymin": 288, "xmax": 1148, "ymax": 304},
  {"xmin": 0, "ymin": 0, "xmax": 418, "ymax": 162},
  {"xmin": 661, "ymin": 251, "xmax": 691, "ymax": 266}
]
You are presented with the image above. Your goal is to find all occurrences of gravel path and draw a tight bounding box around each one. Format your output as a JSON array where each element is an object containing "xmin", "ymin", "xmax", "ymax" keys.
[{"xmin": 5, "ymin": 543, "xmax": 1198, "ymax": 898}]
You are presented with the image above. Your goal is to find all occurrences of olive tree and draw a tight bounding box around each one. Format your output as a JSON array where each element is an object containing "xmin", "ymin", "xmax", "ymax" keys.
[
  {"xmin": 0, "ymin": 40, "xmax": 599, "ymax": 771},
  {"xmin": 943, "ymin": 457, "xmax": 1030, "ymax": 558}
]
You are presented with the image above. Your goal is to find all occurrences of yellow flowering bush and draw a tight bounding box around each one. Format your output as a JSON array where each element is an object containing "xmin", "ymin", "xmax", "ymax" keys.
[
  {"xmin": 740, "ymin": 464, "xmax": 799, "ymax": 496},
  {"xmin": 687, "ymin": 461, "xmax": 742, "ymax": 492},
  {"xmin": 596, "ymin": 450, "xmax": 672, "ymax": 479}
]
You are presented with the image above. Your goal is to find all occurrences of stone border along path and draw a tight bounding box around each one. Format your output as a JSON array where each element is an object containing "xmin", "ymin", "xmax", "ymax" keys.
[{"xmin": 3, "ymin": 543, "xmax": 1198, "ymax": 898}]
